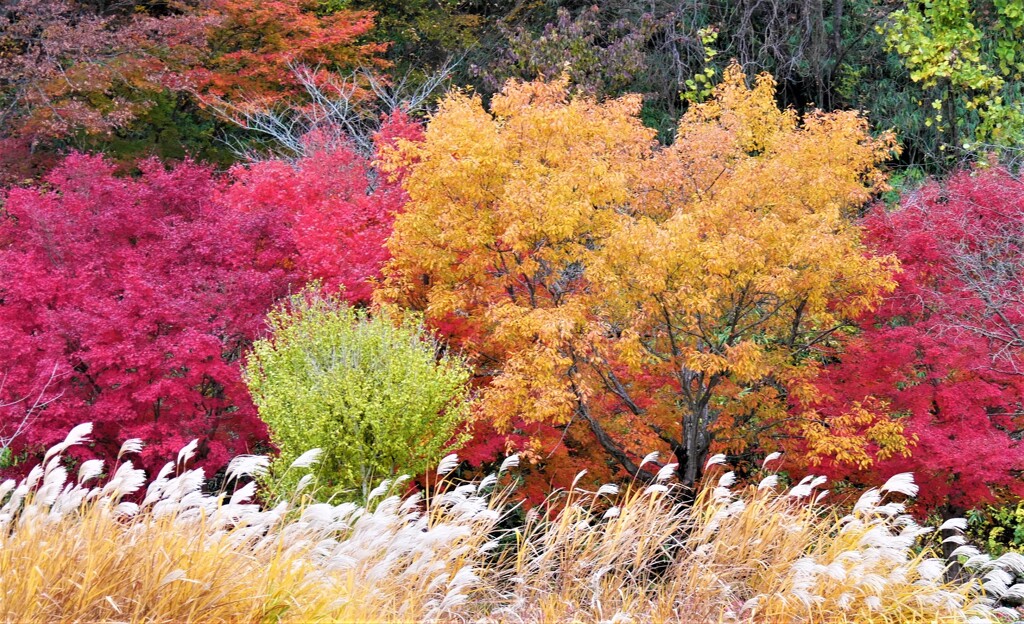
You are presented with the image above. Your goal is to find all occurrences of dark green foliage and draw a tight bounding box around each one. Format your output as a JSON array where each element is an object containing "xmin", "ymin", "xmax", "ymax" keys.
[{"xmin": 73, "ymin": 91, "xmax": 241, "ymax": 168}]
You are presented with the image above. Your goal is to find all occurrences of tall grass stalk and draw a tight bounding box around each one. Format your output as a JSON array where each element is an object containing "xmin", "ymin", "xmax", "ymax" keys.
[{"xmin": 0, "ymin": 425, "xmax": 1018, "ymax": 623}]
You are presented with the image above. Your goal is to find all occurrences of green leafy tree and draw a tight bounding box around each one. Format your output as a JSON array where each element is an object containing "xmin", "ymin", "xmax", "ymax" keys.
[
  {"xmin": 244, "ymin": 289, "xmax": 472, "ymax": 501},
  {"xmin": 885, "ymin": 0, "xmax": 1024, "ymax": 159}
]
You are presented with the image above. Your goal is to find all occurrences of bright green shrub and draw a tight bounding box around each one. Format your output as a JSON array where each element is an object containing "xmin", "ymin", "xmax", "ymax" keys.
[{"xmin": 245, "ymin": 290, "xmax": 472, "ymax": 501}]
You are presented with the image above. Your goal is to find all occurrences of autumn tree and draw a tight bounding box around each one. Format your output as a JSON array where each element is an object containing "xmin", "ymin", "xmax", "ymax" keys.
[
  {"xmin": 378, "ymin": 65, "xmax": 906, "ymax": 488},
  {"xmin": 223, "ymin": 112, "xmax": 419, "ymax": 302},
  {"xmin": 193, "ymin": 0, "xmax": 388, "ymax": 110},
  {"xmin": 0, "ymin": 0, "xmax": 214, "ymax": 179},
  {"xmin": 0, "ymin": 154, "xmax": 302, "ymax": 477},
  {"xmin": 807, "ymin": 168, "xmax": 1024, "ymax": 515},
  {"xmin": 885, "ymin": 0, "xmax": 1024, "ymax": 155},
  {"xmin": 0, "ymin": 110, "xmax": 418, "ymax": 477}
]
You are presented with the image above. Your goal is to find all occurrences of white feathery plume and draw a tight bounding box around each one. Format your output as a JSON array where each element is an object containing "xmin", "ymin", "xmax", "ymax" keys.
[
  {"xmin": 603, "ymin": 506, "xmax": 620, "ymax": 519},
  {"xmin": 994, "ymin": 552, "xmax": 1024, "ymax": 576},
  {"xmin": 367, "ymin": 478, "xmax": 392, "ymax": 501},
  {"xmin": 117, "ymin": 438, "xmax": 144, "ymax": 459},
  {"xmin": 656, "ymin": 463, "xmax": 678, "ymax": 482},
  {"xmin": 103, "ymin": 461, "xmax": 148, "ymax": 497},
  {"xmin": 478, "ymin": 473, "xmax": 497, "ymax": 491},
  {"xmin": 880, "ymin": 473, "xmax": 918, "ymax": 497},
  {"xmin": 757, "ymin": 475, "xmax": 779, "ymax": 490},
  {"xmin": 154, "ymin": 461, "xmax": 175, "ymax": 483},
  {"xmin": 436, "ymin": 454, "xmax": 459, "ymax": 476},
  {"xmin": 289, "ymin": 448, "xmax": 323, "ymax": 470},
  {"xmin": 225, "ymin": 454, "xmax": 271, "ymax": 482},
  {"xmin": 704, "ymin": 453, "xmax": 727, "ymax": 470},
  {"xmin": 964, "ymin": 553, "xmax": 992, "ymax": 569},
  {"xmin": 596, "ymin": 484, "xmax": 619, "ymax": 497},
  {"xmin": 77, "ymin": 459, "xmax": 105, "ymax": 485},
  {"xmin": 45, "ymin": 423, "xmax": 93, "ymax": 460},
  {"xmin": 295, "ymin": 474, "xmax": 314, "ymax": 493},
  {"xmin": 499, "ymin": 454, "xmax": 519, "ymax": 473},
  {"xmin": 916, "ymin": 558, "xmax": 947, "ymax": 581},
  {"xmin": 230, "ymin": 481, "xmax": 257, "ymax": 506},
  {"xmin": 22, "ymin": 465, "xmax": 44, "ymax": 491},
  {"xmin": 159, "ymin": 570, "xmax": 188, "ymax": 587},
  {"xmin": 0, "ymin": 479, "xmax": 14, "ymax": 502},
  {"xmin": 639, "ymin": 451, "xmax": 660, "ymax": 469},
  {"xmin": 761, "ymin": 452, "xmax": 782, "ymax": 469},
  {"xmin": 788, "ymin": 481, "xmax": 816, "ymax": 499},
  {"xmin": 114, "ymin": 502, "xmax": 139, "ymax": 517},
  {"xmin": 177, "ymin": 439, "xmax": 199, "ymax": 469},
  {"xmin": 571, "ymin": 470, "xmax": 588, "ymax": 489},
  {"xmin": 950, "ymin": 541, "xmax": 983, "ymax": 557},
  {"xmin": 984, "ymin": 569, "xmax": 1013, "ymax": 598},
  {"xmin": 853, "ymin": 488, "xmax": 882, "ymax": 514},
  {"xmin": 1001, "ymin": 584, "xmax": 1024, "ymax": 603},
  {"xmin": 938, "ymin": 518, "xmax": 968, "ymax": 533},
  {"xmin": 717, "ymin": 471, "xmax": 737, "ymax": 488}
]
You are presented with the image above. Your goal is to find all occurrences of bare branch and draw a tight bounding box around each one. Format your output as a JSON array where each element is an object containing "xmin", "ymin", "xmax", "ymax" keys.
[
  {"xmin": 0, "ymin": 362, "xmax": 64, "ymax": 454},
  {"xmin": 203, "ymin": 60, "xmax": 458, "ymax": 162}
]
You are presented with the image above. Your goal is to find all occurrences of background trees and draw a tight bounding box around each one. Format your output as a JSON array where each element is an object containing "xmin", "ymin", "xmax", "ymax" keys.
[{"xmin": 0, "ymin": 0, "xmax": 392, "ymax": 180}]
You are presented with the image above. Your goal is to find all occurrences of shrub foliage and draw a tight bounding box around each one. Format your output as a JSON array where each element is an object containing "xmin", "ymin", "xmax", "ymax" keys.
[{"xmin": 244, "ymin": 289, "xmax": 472, "ymax": 500}]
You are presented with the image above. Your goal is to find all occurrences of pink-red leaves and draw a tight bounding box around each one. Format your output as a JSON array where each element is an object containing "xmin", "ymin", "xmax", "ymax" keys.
[{"xmin": 809, "ymin": 169, "xmax": 1024, "ymax": 511}]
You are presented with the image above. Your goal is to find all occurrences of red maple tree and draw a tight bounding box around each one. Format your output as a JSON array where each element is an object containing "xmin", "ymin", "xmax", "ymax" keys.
[
  {"xmin": 0, "ymin": 153, "xmax": 301, "ymax": 476},
  {"xmin": 224, "ymin": 113, "xmax": 420, "ymax": 303},
  {"xmin": 805, "ymin": 168, "xmax": 1024, "ymax": 514},
  {"xmin": 0, "ymin": 115, "xmax": 419, "ymax": 477}
]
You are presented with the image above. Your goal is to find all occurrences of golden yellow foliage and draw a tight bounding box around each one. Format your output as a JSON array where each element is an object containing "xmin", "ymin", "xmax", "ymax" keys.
[{"xmin": 378, "ymin": 63, "xmax": 906, "ymax": 485}]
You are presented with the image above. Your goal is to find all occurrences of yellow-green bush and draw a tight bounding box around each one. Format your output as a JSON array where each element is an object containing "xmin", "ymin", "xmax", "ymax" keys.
[{"xmin": 244, "ymin": 288, "xmax": 472, "ymax": 501}]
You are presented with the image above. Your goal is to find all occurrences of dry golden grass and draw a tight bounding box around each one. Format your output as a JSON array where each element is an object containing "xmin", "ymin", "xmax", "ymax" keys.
[{"xmin": 0, "ymin": 427, "xmax": 1018, "ymax": 623}]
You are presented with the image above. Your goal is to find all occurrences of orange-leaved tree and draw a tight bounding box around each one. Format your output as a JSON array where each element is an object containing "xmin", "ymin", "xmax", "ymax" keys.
[
  {"xmin": 378, "ymin": 64, "xmax": 908, "ymax": 487},
  {"xmin": 193, "ymin": 0, "xmax": 388, "ymax": 109}
]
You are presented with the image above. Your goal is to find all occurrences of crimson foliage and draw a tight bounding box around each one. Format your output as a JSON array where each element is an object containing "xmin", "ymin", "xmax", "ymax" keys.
[
  {"xmin": 0, "ymin": 125, "xmax": 414, "ymax": 476},
  {"xmin": 807, "ymin": 169, "xmax": 1024, "ymax": 512},
  {"xmin": 224, "ymin": 115, "xmax": 419, "ymax": 303},
  {"xmin": 0, "ymin": 154, "xmax": 298, "ymax": 475}
]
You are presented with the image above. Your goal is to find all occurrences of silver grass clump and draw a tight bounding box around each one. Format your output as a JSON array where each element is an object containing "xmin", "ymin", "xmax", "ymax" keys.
[
  {"xmin": 0, "ymin": 424, "xmax": 1017, "ymax": 622},
  {"xmin": 0, "ymin": 423, "xmax": 510, "ymax": 621}
]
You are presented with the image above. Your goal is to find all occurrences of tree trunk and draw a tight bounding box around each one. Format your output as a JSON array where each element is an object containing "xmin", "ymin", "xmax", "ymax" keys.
[
  {"xmin": 680, "ymin": 398, "xmax": 712, "ymax": 487},
  {"xmin": 808, "ymin": 0, "xmax": 828, "ymax": 107}
]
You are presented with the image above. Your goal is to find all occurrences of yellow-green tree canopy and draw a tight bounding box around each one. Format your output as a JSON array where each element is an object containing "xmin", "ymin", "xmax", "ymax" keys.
[{"xmin": 245, "ymin": 289, "xmax": 472, "ymax": 501}]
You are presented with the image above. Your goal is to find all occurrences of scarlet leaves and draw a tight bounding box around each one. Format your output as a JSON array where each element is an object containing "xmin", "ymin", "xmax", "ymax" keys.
[
  {"xmin": 809, "ymin": 169, "xmax": 1024, "ymax": 511},
  {"xmin": 226, "ymin": 114, "xmax": 419, "ymax": 303},
  {"xmin": 0, "ymin": 154, "xmax": 295, "ymax": 475},
  {"xmin": 0, "ymin": 128, "xmax": 412, "ymax": 477}
]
